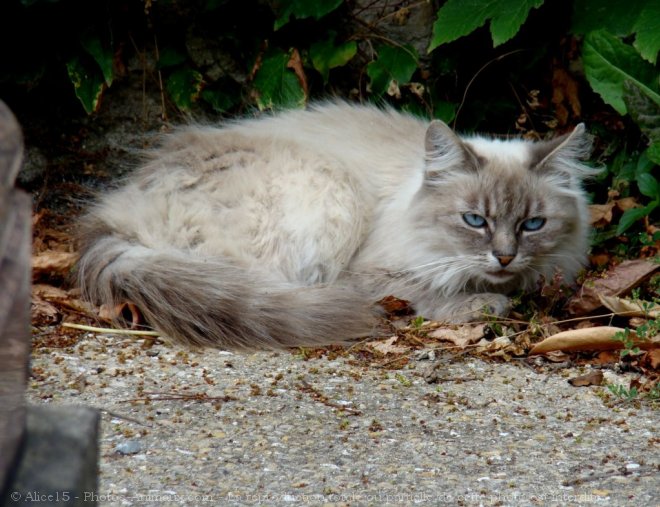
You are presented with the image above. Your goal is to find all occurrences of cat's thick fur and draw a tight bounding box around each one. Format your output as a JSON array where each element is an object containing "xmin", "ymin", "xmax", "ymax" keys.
[{"xmin": 77, "ymin": 102, "xmax": 594, "ymax": 349}]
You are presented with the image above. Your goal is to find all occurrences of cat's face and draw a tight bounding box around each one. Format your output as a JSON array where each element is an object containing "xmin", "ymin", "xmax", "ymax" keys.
[
  {"xmin": 416, "ymin": 121, "xmax": 593, "ymax": 291},
  {"xmin": 436, "ymin": 166, "xmax": 581, "ymax": 288}
]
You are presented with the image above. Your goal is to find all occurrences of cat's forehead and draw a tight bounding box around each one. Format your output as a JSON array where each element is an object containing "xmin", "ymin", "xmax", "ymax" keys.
[{"xmin": 461, "ymin": 165, "xmax": 548, "ymax": 218}]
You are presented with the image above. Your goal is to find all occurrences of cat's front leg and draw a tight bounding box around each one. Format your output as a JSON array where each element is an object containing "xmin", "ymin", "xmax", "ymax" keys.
[{"xmin": 416, "ymin": 293, "xmax": 512, "ymax": 323}]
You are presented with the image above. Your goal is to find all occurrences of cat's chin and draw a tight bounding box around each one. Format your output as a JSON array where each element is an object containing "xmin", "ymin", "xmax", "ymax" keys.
[{"xmin": 482, "ymin": 269, "xmax": 517, "ymax": 285}]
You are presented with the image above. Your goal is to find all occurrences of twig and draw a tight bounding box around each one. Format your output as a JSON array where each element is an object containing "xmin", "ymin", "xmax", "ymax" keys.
[
  {"xmin": 99, "ymin": 408, "xmax": 154, "ymax": 427},
  {"xmin": 121, "ymin": 391, "xmax": 236, "ymax": 404},
  {"xmin": 562, "ymin": 465, "xmax": 657, "ymax": 487},
  {"xmin": 297, "ymin": 381, "xmax": 362, "ymax": 416},
  {"xmin": 454, "ymin": 49, "xmax": 526, "ymax": 129},
  {"xmin": 61, "ymin": 322, "xmax": 160, "ymax": 337}
]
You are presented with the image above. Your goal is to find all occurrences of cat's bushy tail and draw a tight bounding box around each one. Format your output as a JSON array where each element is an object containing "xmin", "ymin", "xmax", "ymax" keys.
[{"xmin": 77, "ymin": 233, "xmax": 380, "ymax": 350}]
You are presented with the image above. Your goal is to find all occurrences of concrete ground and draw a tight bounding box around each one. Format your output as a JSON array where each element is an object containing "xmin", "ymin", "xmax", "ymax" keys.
[{"xmin": 25, "ymin": 330, "xmax": 658, "ymax": 506}]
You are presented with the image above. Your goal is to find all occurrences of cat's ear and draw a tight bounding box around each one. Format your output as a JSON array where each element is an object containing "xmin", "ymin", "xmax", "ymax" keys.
[
  {"xmin": 424, "ymin": 121, "xmax": 480, "ymax": 179},
  {"xmin": 530, "ymin": 124, "xmax": 593, "ymax": 185}
]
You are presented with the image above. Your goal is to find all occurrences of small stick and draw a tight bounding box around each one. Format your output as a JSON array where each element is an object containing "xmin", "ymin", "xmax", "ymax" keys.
[
  {"xmin": 297, "ymin": 381, "xmax": 362, "ymax": 416},
  {"xmin": 99, "ymin": 408, "xmax": 154, "ymax": 427},
  {"xmin": 61, "ymin": 322, "xmax": 160, "ymax": 337}
]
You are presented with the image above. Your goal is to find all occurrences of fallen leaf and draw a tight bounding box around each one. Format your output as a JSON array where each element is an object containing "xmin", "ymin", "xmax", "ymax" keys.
[
  {"xmin": 641, "ymin": 349, "xmax": 660, "ymax": 370},
  {"xmin": 594, "ymin": 350, "xmax": 619, "ymax": 364},
  {"xmin": 529, "ymin": 326, "xmax": 659, "ymax": 355},
  {"xmin": 476, "ymin": 335, "xmax": 512, "ymax": 357},
  {"xmin": 615, "ymin": 197, "xmax": 639, "ymax": 212},
  {"xmin": 567, "ymin": 259, "xmax": 660, "ymax": 315},
  {"xmin": 287, "ymin": 48, "xmax": 309, "ymax": 97},
  {"xmin": 368, "ymin": 336, "xmax": 410, "ymax": 355},
  {"xmin": 31, "ymin": 294, "xmax": 60, "ymax": 323},
  {"xmin": 377, "ymin": 295, "xmax": 413, "ymax": 316},
  {"xmin": 33, "ymin": 283, "xmax": 69, "ymax": 299},
  {"xmin": 568, "ymin": 370, "xmax": 604, "ymax": 387},
  {"xmin": 428, "ymin": 324, "xmax": 485, "ymax": 348},
  {"xmin": 598, "ymin": 294, "xmax": 660, "ymax": 318},
  {"xmin": 551, "ymin": 66, "xmax": 581, "ymax": 126},
  {"xmin": 99, "ymin": 302, "xmax": 143, "ymax": 328},
  {"xmin": 32, "ymin": 283, "xmax": 94, "ymax": 316},
  {"xmin": 32, "ymin": 250, "xmax": 77, "ymax": 280},
  {"xmin": 543, "ymin": 350, "xmax": 571, "ymax": 362},
  {"xmin": 589, "ymin": 202, "xmax": 615, "ymax": 226}
]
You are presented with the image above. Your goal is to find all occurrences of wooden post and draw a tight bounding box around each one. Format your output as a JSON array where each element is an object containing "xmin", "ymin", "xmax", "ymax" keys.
[{"xmin": 0, "ymin": 100, "xmax": 31, "ymax": 493}]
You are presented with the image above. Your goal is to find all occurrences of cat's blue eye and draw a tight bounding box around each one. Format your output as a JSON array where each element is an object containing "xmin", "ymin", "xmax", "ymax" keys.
[
  {"xmin": 521, "ymin": 217, "xmax": 546, "ymax": 231},
  {"xmin": 462, "ymin": 213, "xmax": 487, "ymax": 228}
]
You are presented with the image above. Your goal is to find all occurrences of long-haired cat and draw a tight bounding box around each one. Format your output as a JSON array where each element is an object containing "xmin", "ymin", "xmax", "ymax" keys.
[{"xmin": 77, "ymin": 102, "xmax": 594, "ymax": 349}]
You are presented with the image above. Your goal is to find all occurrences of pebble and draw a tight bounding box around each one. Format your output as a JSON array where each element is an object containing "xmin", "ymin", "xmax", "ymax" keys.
[{"xmin": 114, "ymin": 440, "xmax": 143, "ymax": 455}]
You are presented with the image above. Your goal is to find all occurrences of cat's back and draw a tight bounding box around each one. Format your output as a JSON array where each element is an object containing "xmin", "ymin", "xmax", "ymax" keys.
[{"xmin": 150, "ymin": 102, "xmax": 427, "ymax": 177}]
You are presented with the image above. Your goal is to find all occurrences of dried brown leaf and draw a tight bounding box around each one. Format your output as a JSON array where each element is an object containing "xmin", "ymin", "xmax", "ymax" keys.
[
  {"xmin": 568, "ymin": 370, "xmax": 604, "ymax": 387},
  {"xmin": 377, "ymin": 295, "xmax": 413, "ymax": 316},
  {"xmin": 368, "ymin": 336, "xmax": 410, "ymax": 355},
  {"xmin": 99, "ymin": 302, "xmax": 143, "ymax": 328},
  {"xmin": 31, "ymin": 294, "xmax": 60, "ymax": 323},
  {"xmin": 33, "ymin": 283, "xmax": 69, "ymax": 299},
  {"xmin": 615, "ymin": 197, "xmax": 640, "ymax": 212},
  {"xmin": 598, "ymin": 294, "xmax": 660, "ymax": 318},
  {"xmin": 589, "ymin": 203, "xmax": 615, "ymax": 226},
  {"xmin": 428, "ymin": 324, "xmax": 485, "ymax": 348},
  {"xmin": 641, "ymin": 349, "xmax": 660, "ymax": 370},
  {"xmin": 567, "ymin": 259, "xmax": 660, "ymax": 315},
  {"xmin": 287, "ymin": 48, "xmax": 308, "ymax": 97},
  {"xmin": 32, "ymin": 250, "xmax": 77, "ymax": 280},
  {"xmin": 529, "ymin": 326, "xmax": 659, "ymax": 355},
  {"xmin": 594, "ymin": 350, "xmax": 619, "ymax": 364},
  {"xmin": 543, "ymin": 350, "xmax": 571, "ymax": 362},
  {"xmin": 551, "ymin": 66, "xmax": 581, "ymax": 126},
  {"xmin": 475, "ymin": 335, "xmax": 517, "ymax": 357},
  {"xmin": 32, "ymin": 283, "xmax": 94, "ymax": 316}
]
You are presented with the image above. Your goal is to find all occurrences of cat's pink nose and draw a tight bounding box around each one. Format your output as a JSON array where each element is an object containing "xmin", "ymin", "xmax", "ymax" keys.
[{"xmin": 496, "ymin": 255, "xmax": 515, "ymax": 267}]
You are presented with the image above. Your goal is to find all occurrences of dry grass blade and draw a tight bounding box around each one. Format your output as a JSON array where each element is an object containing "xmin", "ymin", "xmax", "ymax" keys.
[{"xmin": 61, "ymin": 322, "xmax": 160, "ymax": 337}]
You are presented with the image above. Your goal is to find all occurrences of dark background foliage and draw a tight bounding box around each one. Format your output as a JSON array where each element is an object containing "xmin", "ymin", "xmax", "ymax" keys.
[{"xmin": 1, "ymin": 0, "xmax": 658, "ymax": 259}]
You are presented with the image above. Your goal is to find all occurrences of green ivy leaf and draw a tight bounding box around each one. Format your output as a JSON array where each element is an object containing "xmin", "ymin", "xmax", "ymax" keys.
[
  {"xmin": 646, "ymin": 142, "xmax": 660, "ymax": 165},
  {"xmin": 158, "ymin": 47, "xmax": 188, "ymax": 69},
  {"xmin": 433, "ymin": 100, "xmax": 457, "ymax": 123},
  {"xmin": 367, "ymin": 45, "xmax": 419, "ymax": 96},
  {"xmin": 274, "ymin": 0, "xmax": 342, "ymax": 30},
  {"xmin": 571, "ymin": 0, "xmax": 644, "ymax": 36},
  {"xmin": 572, "ymin": 0, "xmax": 659, "ymax": 65},
  {"xmin": 310, "ymin": 35, "xmax": 357, "ymax": 84},
  {"xmin": 80, "ymin": 33, "xmax": 114, "ymax": 86},
  {"xmin": 252, "ymin": 49, "xmax": 306, "ymax": 110},
  {"xmin": 583, "ymin": 30, "xmax": 660, "ymax": 115},
  {"xmin": 633, "ymin": 2, "xmax": 660, "ymax": 64},
  {"xmin": 166, "ymin": 68, "xmax": 204, "ymax": 110},
  {"xmin": 66, "ymin": 56, "xmax": 105, "ymax": 114},
  {"xmin": 616, "ymin": 205, "xmax": 654, "ymax": 235},
  {"xmin": 637, "ymin": 173, "xmax": 660, "ymax": 199},
  {"xmin": 623, "ymin": 80, "xmax": 660, "ymax": 142},
  {"xmin": 201, "ymin": 90, "xmax": 235, "ymax": 113},
  {"xmin": 429, "ymin": 0, "xmax": 545, "ymax": 51}
]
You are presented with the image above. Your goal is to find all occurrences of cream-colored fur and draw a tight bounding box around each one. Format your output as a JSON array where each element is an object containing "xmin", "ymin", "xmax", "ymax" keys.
[{"xmin": 77, "ymin": 102, "xmax": 595, "ymax": 349}]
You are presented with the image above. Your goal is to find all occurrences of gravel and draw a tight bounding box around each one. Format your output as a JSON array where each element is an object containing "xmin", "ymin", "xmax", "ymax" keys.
[{"xmin": 27, "ymin": 332, "xmax": 658, "ymax": 506}]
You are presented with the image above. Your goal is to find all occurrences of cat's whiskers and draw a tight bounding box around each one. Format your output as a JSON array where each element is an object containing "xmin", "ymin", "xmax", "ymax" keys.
[
  {"xmin": 340, "ymin": 256, "xmax": 470, "ymax": 278},
  {"xmin": 403, "ymin": 259, "xmax": 480, "ymax": 296}
]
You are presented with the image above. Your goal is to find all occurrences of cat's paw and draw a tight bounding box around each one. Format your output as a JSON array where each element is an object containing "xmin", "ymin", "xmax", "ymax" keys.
[{"xmin": 464, "ymin": 293, "xmax": 512, "ymax": 321}]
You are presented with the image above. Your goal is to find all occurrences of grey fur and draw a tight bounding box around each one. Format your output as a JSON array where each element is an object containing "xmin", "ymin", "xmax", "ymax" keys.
[{"xmin": 77, "ymin": 102, "xmax": 595, "ymax": 350}]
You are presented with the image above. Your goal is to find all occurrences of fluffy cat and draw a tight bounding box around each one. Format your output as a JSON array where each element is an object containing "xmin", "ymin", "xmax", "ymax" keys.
[{"xmin": 77, "ymin": 102, "xmax": 594, "ymax": 349}]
